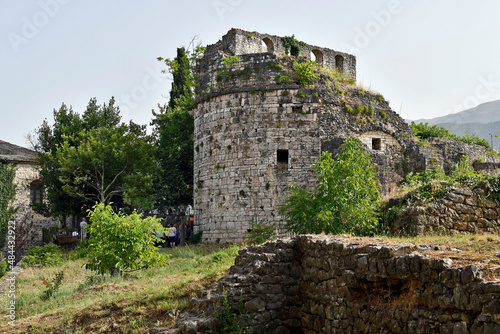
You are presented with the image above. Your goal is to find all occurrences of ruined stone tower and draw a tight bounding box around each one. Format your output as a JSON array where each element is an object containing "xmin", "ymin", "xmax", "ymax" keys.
[{"xmin": 192, "ymin": 28, "xmax": 493, "ymax": 243}]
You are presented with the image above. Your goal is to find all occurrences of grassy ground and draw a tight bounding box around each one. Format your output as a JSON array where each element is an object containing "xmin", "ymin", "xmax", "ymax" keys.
[
  {"xmin": 0, "ymin": 244, "xmax": 240, "ymax": 333},
  {"xmin": 1, "ymin": 234, "xmax": 499, "ymax": 333}
]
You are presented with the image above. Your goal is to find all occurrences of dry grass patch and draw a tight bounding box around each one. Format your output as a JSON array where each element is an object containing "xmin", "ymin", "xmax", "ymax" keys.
[{"xmin": 0, "ymin": 243, "xmax": 239, "ymax": 333}]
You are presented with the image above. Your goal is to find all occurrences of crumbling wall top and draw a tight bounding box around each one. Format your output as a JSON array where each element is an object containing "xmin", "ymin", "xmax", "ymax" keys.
[{"xmin": 199, "ymin": 28, "xmax": 356, "ymax": 80}]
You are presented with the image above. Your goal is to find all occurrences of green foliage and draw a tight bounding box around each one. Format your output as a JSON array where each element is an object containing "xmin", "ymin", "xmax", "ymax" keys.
[
  {"xmin": 32, "ymin": 98, "xmax": 155, "ymax": 218},
  {"xmin": 281, "ymin": 35, "xmax": 306, "ymax": 56},
  {"xmin": 322, "ymin": 67, "xmax": 355, "ymax": 85},
  {"xmin": 0, "ymin": 257, "xmax": 8, "ymax": 277},
  {"xmin": 275, "ymin": 73, "xmax": 294, "ymax": 84},
  {"xmin": 30, "ymin": 103, "xmax": 86, "ymax": 219},
  {"xmin": 295, "ymin": 91, "xmax": 307, "ymax": 99},
  {"xmin": 411, "ymin": 122, "xmax": 490, "ymax": 148},
  {"xmin": 220, "ymin": 55, "xmax": 241, "ymax": 67},
  {"xmin": 213, "ymin": 290, "xmax": 248, "ymax": 333},
  {"xmin": 392, "ymin": 157, "xmax": 486, "ymax": 212},
  {"xmin": 55, "ymin": 120, "xmax": 156, "ymax": 207},
  {"xmin": 0, "ymin": 162, "xmax": 16, "ymax": 251},
  {"xmin": 280, "ymin": 137, "xmax": 381, "ymax": 235},
  {"xmin": 23, "ymin": 244, "xmax": 65, "ymax": 268},
  {"xmin": 80, "ymin": 203, "xmax": 167, "ymax": 275},
  {"xmin": 166, "ymin": 48, "xmax": 193, "ymax": 110},
  {"xmin": 293, "ymin": 59, "xmax": 320, "ymax": 86},
  {"xmin": 244, "ymin": 220, "xmax": 276, "ymax": 245},
  {"xmin": 152, "ymin": 95, "xmax": 194, "ymax": 205},
  {"xmin": 210, "ymin": 251, "xmax": 230, "ymax": 263},
  {"xmin": 268, "ymin": 61, "xmax": 282, "ymax": 70},
  {"xmin": 40, "ymin": 267, "xmax": 66, "ymax": 301},
  {"xmin": 152, "ymin": 44, "xmax": 204, "ymax": 206}
]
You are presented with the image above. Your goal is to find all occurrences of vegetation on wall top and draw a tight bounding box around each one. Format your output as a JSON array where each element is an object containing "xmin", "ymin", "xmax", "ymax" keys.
[
  {"xmin": 281, "ymin": 35, "xmax": 306, "ymax": 57},
  {"xmin": 411, "ymin": 122, "xmax": 490, "ymax": 148}
]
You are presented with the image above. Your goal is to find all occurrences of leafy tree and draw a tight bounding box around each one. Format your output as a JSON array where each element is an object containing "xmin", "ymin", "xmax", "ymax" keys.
[
  {"xmin": 166, "ymin": 47, "xmax": 192, "ymax": 110},
  {"xmin": 0, "ymin": 162, "xmax": 16, "ymax": 250},
  {"xmin": 280, "ymin": 137, "xmax": 381, "ymax": 235},
  {"xmin": 55, "ymin": 121, "xmax": 156, "ymax": 208},
  {"xmin": 152, "ymin": 44, "xmax": 205, "ymax": 205},
  {"xmin": 31, "ymin": 97, "xmax": 155, "ymax": 218},
  {"xmin": 81, "ymin": 203, "xmax": 167, "ymax": 275},
  {"xmin": 30, "ymin": 103, "xmax": 85, "ymax": 222}
]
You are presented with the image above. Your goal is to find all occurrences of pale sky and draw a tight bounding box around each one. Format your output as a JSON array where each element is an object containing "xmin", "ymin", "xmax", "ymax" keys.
[{"xmin": 2, "ymin": 0, "xmax": 500, "ymax": 148}]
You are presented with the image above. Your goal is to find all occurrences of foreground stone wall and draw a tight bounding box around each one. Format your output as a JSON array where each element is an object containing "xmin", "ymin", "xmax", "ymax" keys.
[
  {"xmin": 392, "ymin": 186, "xmax": 500, "ymax": 236},
  {"xmin": 178, "ymin": 236, "xmax": 500, "ymax": 333}
]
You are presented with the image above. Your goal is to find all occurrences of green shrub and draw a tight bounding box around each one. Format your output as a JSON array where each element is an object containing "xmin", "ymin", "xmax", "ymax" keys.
[
  {"xmin": 23, "ymin": 244, "xmax": 65, "ymax": 268},
  {"xmin": 220, "ymin": 55, "xmax": 241, "ymax": 67},
  {"xmin": 80, "ymin": 203, "xmax": 167, "ymax": 275},
  {"xmin": 245, "ymin": 220, "xmax": 276, "ymax": 245},
  {"xmin": 295, "ymin": 91, "xmax": 307, "ymax": 99},
  {"xmin": 275, "ymin": 73, "xmax": 293, "ymax": 84},
  {"xmin": 293, "ymin": 59, "xmax": 320, "ymax": 86},
  {"xmin": 411, "ymin": 122, "xmax": 490, "ymax": 148},
  {"xmin": 268, "ymin": 61, "xmax": 282, "ymax": 70},
  {"xmin": 281, "ymin": 35, "xmax": 306, "ymax": 56},
  {"xmin": 280, "ymin": 137, "xmax": 380, "ymax": 236}
]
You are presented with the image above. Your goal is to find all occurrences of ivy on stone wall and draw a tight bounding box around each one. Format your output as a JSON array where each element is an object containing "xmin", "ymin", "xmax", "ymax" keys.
[
  {"xmin": 281, "ymin": 35, "xmax": 306, "ymax": 57},
  {"xmin": 0, "ymin": 161, "xmax": 17, "ymax": 251}
]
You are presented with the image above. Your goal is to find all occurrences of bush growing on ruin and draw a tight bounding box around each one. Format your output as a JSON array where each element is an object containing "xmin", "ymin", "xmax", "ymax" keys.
[
  {"xmin": 80, "ymin": 203, "xmax": 167, "ymax": 275},
  {"xmin": 280, "ymin": 137, "xmax": 381, "ymax": 235},
  {"xmin": 411, "ymin": 122, "xmax": 490, "ymax": 148},
  {"xmin": 293, "ymin": 59, "xmax": 320, "ymax": 86}
]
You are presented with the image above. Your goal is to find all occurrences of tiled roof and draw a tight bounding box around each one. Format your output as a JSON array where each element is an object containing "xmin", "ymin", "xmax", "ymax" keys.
[{"xmin": 0, "ymin": 140, "xmax": 35, "ymax": 163}]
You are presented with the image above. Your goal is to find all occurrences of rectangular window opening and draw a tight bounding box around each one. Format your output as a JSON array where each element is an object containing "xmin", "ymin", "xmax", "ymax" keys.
[
  {"xmin": 372, "ymin": 138, "xmax": 381, "ymax": 150},
  {"xmin": 277, "ymin": 149, "xmax": 289, "ymax": 167}
]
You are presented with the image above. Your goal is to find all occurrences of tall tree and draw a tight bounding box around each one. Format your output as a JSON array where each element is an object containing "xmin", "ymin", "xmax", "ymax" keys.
[
  {"xmin": 31, "ymin": 97, "xmax": 156, "ymax": 221},
  {"xmin": 55, "ymin": 121, "xmax": 156, "ymax": 208},
  {"xmin": 152, "ymin": 44, "xmax": 205, "ymax": 206},
  {"xmin": 167, "ymin": 47, "xmax": 192, "ymax": 110},
  {"xmin": 30, "ymin": 103, "xmax": 85, "ymax": 223}
]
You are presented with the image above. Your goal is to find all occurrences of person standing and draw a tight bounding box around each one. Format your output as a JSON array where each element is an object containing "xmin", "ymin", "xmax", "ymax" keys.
[
  {"xmin": 80, "ymin": 217, "xmax": 88, "ymax": 241},
  {"xmin": 167, "ymin": 224, "xmax": 177, "ymax": 248}
]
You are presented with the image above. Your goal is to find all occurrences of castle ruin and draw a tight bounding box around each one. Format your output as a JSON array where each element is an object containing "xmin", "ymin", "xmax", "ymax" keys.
[{"xmin": 193, "ymin": 28, "xmax": 495, "ymax": 243}]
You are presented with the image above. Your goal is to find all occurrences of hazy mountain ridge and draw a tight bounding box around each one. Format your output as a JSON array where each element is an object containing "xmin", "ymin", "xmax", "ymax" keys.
[{"xmin": 408, "ymin": 100, "xmax": 500, "ymax": 149}]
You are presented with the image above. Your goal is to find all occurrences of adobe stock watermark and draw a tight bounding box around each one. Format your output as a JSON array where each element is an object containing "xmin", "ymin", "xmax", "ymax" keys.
[
  {"xmin": 445, "ymin": 75, "xmax": 500, "ymax": 114},
  {"xmin": 5, "ymin": 221, "xmax": 17, "ymax": 327},
  {"xmin": 213, "ymin": 0, "xmax": 244, "ymax": 21},
  {"xmin": 340, "ymin": 0, "xmax": 403, "ymax": 54},
  {"xmin": 7, "ymin": 0, "xmax": 73, "ymax": 54},
  {"xmin": 116, "ymin": 63, "xmax": 167, "ymax": 114}
]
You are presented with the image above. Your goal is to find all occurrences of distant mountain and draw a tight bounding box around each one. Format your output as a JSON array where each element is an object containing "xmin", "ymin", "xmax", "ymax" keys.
[{"xmin": 409, "ymin": 100, "xmax": 500, "ymax": 149}]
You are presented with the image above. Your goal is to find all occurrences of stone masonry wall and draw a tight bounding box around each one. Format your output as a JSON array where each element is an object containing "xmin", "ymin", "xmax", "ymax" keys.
[
  {"xmin": 178, "ymin": 236, "xmax": 500, "ymax": 334},
  {"xmin": 392, "ymin": 186, "xmax": 500, "ymax": 236},
  {"xmin": 194, "ymin": 34, "xmax": 327, "ymax": 243},
  {"xmin": 3, "ymin": 162, "xmax": 60, "ymax": 259},
  {"xmin": 193, "ymin": 28, "xmax": 498, "ymax": 244}
]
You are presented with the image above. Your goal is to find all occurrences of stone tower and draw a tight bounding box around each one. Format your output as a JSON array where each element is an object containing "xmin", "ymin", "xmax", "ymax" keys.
[{"xmin": 192, "ymin": 28, "xmax": 493, "ymax": 243}]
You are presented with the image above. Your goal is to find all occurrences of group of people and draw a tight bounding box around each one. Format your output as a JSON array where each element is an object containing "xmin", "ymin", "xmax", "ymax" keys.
[{"xmin": 156, "ymin": 216, "xmax": 194, "ymax": 248}]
